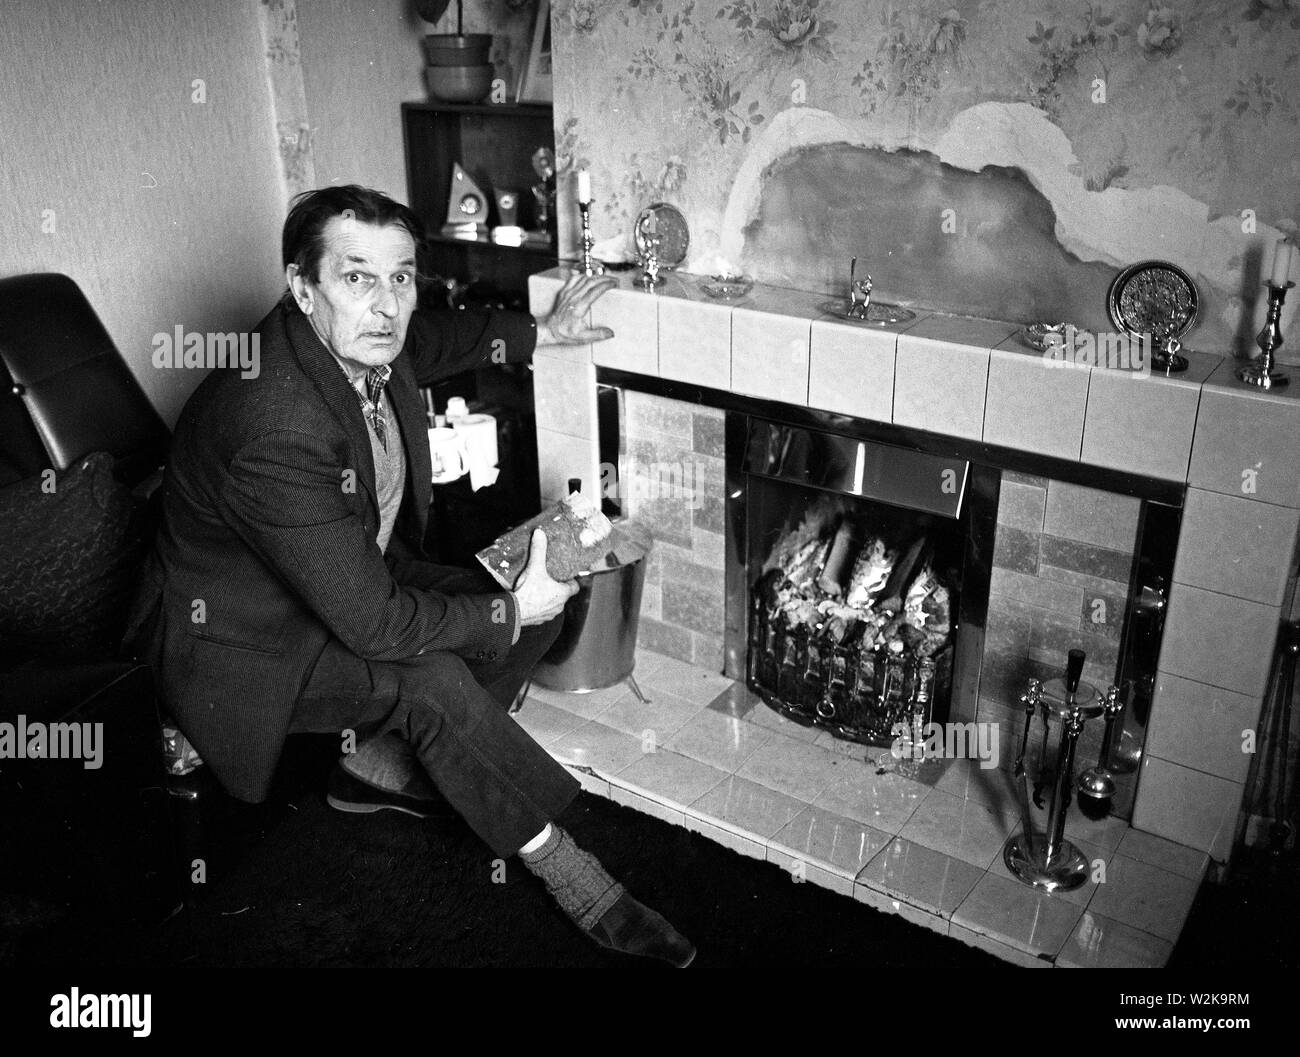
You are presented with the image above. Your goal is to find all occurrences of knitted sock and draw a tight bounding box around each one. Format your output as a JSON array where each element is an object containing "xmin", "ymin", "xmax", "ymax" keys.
[{"xmin": 519, "ymin": 825, "xmax": 625, "ymax": 931}]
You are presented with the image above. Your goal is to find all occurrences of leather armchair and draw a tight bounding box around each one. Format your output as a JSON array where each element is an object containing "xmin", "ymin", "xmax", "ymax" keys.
[
  {"xmin": 0, "ymin": 273, "xmax": 183, "ymax": 943},
  {"xmin": 0, "ymin": 273, "xmax": 169, "ymax": 490}
]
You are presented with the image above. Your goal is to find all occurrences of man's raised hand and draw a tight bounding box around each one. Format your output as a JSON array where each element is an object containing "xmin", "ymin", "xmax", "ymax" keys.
[
  {"xmin": 534, "ymin": 273, "xmax": 617, "ymax": 347},
  {"xmin": 513, "ymin": 529, "xmax": 579, "ymax": 626}
]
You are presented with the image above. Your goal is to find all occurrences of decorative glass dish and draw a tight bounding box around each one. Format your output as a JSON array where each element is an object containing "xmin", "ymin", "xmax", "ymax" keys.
[
  {"xmin": 818, "ymin": 300, "xmax": 917, "ymax": 327},
  {"xmin": 701, "ymin": 274, "xmax": 755, "ymax": 300},
  {"xmin": 1020, "ymin": 321, "xmax": 1092, "ymax": 351}
]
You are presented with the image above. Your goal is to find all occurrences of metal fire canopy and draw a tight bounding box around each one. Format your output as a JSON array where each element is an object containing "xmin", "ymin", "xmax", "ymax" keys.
[{"xmin": 742, "ymin": 418, "xmax": 969, "ymax": 520}]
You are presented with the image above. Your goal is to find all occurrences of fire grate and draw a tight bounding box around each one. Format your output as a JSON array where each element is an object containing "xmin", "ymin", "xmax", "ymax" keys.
[
  {"xmin": 746, "ymin": 503, "xmax": 955, "ymax": 746},
  {"xmin": 727, "ymin": 416, "xmax": 984, "ymax": 749}
]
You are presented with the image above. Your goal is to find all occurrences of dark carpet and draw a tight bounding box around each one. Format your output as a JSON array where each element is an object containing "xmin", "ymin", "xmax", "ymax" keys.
[{"xmin": 6, "ymin": 734, "xmax": 1297, "ymax": 969}]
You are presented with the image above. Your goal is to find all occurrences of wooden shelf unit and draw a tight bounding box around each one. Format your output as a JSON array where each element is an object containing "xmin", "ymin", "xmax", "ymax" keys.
[{"xmin": 402, "ymin": 101, "xmax": 558, "ymax": 308}]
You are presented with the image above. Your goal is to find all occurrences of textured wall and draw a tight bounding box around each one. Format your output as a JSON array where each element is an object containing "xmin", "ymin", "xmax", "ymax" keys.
[
  {"xmin": 0, "ymin": 0, "xmax": 516, "ymax": 427},
  {"xmin": 550, "ymin": 0, "xmax": 1300, "ymax": 363},
  {"xmin": 298, "ymin": 0, "xmax": 428, "ymax": 197},
  {"xmin": 0, "ymin": 0, "xmax": 286, "ymax": 426}
]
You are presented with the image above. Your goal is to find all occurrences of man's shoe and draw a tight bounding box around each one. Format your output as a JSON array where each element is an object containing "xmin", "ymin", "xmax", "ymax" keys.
[
  {"xmin": 586, "ymin": 890, "xmax": 696, "ymax": 968},
  {"xmin": 326, "ymin": 765, "xmax": 448, "ymax": 819}
]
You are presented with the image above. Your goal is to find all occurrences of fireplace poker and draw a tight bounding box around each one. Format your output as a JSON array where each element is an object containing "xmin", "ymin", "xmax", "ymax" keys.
[
  {"xmin": 1013, "ymin": 678, "xmax": 1040, "ymax": 860},
  {"xmin": 1267, "ymin": 622, "xmax": 1300, "ymax": 854},
  {"xmin": 1043, "ymin": 655, "xmax": 1087, "ymax": 869}
]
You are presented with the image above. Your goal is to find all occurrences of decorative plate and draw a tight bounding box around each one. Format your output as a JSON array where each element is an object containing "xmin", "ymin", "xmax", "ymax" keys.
[
  {"xmin": 633, "ymin": 203, "xmax": 689, "ymax": 268},
  {"xmin": 1107, "ymin": 260, "xmax": 1199, "ymax": 344}
]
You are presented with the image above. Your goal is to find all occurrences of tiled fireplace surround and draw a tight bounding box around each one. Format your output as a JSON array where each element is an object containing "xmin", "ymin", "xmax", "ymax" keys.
[{"xmin": 523, "ymin": 267, "xmax": 1300, "ymax": 967}]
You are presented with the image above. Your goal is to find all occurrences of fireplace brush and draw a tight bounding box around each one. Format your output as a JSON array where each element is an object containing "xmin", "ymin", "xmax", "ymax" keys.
[{"xmin": 1075, "ymin": 685, "xmax": 1124, "ymax": 819}]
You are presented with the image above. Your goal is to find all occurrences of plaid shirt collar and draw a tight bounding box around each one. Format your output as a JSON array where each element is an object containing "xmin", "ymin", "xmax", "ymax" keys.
[{"xmin": 335, "ymin": 360, "xmax": 392, "ymax": 449}]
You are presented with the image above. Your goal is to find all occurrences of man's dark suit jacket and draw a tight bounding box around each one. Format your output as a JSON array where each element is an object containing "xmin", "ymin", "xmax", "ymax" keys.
[{"xmin": 128, "ymin": 298, "xmax": 539, "ymax": 802}]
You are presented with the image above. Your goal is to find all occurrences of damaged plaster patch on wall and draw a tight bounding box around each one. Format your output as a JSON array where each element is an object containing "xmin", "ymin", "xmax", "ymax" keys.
[
  {"xmin": 717, "ymin": 107, "xmax": 910, "ymax": 267},
  {"xmin": 934, "ymin": 102, "xmax": 1293, "ymax": 354},
  {"xmin": 722, "ymin": 102, "xmax": 1290, "ymax": 354}
]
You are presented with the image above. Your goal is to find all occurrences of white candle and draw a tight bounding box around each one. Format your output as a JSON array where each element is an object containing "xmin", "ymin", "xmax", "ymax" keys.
[
  {"xmin": 1270, "ymin": 237, "xmax": 1294, "ymax": 286},
  {"xmin": 577, "ymin": 169, "xmax": 591, "ymax": 205}
]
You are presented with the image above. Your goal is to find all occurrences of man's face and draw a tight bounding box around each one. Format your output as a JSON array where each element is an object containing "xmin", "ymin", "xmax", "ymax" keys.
[{"xmin": 288, "ymin": 217, "xmax": 418, "ymax": 376}]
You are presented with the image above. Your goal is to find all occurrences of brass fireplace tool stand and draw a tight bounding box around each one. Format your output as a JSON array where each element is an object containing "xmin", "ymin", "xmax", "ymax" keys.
[
  {"xmin": 1238, "ymin": 280, "xmax": 1292, "ymax": 389},
  {"xmin": 1003, "ymin": 649, "xmax": 1121, "ymax": 893}
]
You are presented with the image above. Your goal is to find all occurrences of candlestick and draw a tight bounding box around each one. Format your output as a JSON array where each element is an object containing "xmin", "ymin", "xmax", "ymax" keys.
[
  {"xmin": 577, "ymin": 168, "xmax": 591, "ymax": 205},
  {"xmin": 1270, "ymin": 237, "xmax": 1294, "ymax": 288},
  {"xmin": 1237, "ymin": 281, "xmax": 1292, "ymax": 389},
  {"xmin": 577, "ymin": 200, "xmax": 603, "ymax": 276}
]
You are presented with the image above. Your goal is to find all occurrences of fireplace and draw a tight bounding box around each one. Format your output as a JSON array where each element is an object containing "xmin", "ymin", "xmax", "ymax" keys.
[
  {"xmin": 726, "ymin": 417, "xmax": 992, "ymax": 749},
  {"xmin": 531, "ymin": 244, "xmax": 1299, "ymax": 866},
  {"xmin": 596, "ymin": 390, "xmax": 1187, "ymax": 825}
]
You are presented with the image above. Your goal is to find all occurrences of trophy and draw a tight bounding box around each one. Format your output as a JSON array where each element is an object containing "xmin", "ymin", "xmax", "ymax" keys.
[
  {"xmin": 491, "ymin": 188, "xmax": 524, "ymax": 246},
  {"xmin": 528, "ymin": 146, "xmax": 556, "ymax": 246},
  {"xmin": 441, "ymin": 162, "xmax": 489, "ymax": 239}
]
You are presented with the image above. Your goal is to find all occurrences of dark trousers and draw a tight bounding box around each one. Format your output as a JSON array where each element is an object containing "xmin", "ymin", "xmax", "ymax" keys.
[{"xmin": 290, "ymin": 562, "xmax": 579, "ymax": 857}]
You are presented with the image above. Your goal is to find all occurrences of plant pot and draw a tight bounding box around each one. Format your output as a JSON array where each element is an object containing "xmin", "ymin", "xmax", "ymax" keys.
[
  {"xmin": 424, "ymin": 62, "xmax": 495, "ymax": 103},
  {"xmin": 422, "ymin": 33, "xmax": 492, "ymax": 66}
]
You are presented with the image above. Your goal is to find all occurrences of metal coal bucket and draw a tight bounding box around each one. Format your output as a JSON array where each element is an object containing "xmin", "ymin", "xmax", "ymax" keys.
[{"xmin": 532, "ymin": 521, "xmax": 652, "ymax": 694}]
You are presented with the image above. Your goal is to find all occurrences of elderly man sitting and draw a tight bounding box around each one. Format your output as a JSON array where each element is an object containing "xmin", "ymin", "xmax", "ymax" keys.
[{"xmin": 127, "ymin": 185, "xmax": 694, "ymax": 967}]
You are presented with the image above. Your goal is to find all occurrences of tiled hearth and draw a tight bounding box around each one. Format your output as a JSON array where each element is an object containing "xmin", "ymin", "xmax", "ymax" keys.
[{"xmin": 515, "ymin": 647, "xmax": 1208, "ymax": 969}]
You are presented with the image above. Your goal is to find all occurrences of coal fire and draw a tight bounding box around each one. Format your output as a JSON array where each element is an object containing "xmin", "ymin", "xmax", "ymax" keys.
[{"xmin": 748, "ymin": 497, "xmax": 959, "ymax": 746}]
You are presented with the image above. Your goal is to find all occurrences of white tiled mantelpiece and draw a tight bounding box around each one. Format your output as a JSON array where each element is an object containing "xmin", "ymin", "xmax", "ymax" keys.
[{"xmin": 528, "ymin": 267, "xmax": 1300, "ymax": 865}]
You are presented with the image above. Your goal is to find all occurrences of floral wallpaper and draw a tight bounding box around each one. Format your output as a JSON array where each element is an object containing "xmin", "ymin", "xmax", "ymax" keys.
[
  {"xmin": 548, "ymin": 0, "xmax": 1300, "ymax": 359},
  {"xmin": 257, "ymin": 0, "xmax": 316, "ymax": 201}
]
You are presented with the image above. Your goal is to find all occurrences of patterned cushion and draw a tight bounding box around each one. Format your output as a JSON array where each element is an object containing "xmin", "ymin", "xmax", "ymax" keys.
[{"xmin": 0, "ymin": 452, "xmax": 143, "ymax": 668}]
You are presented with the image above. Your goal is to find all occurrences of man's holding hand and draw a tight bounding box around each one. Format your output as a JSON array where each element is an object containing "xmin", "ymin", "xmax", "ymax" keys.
[{"xmin": 513, "ymin": 529, "xmax": 579, "ymax": 626}]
